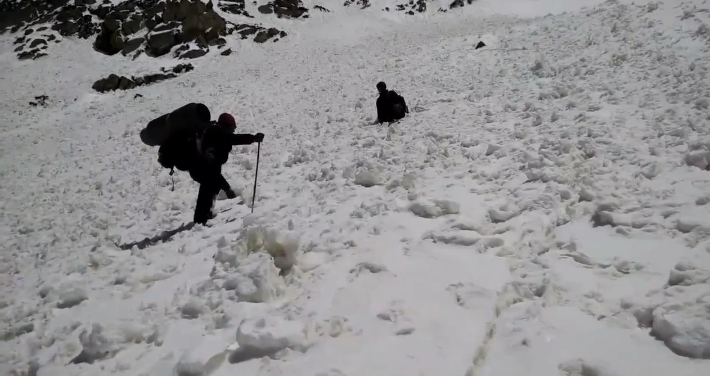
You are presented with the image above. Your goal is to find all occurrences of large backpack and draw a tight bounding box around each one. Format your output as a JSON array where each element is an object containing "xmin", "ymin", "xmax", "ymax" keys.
[
  {"xmin": 141, "ymin": 103, "xmax": 212, "ymax": 173},
  {"xmin": 157, "ymin": 130, "xmax": 200, "ymax": 172}
]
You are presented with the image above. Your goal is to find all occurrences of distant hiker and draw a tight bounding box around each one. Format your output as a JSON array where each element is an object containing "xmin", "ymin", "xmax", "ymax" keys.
[
  {"xmin": 189, "ymin": 113, "xmax": 264, "ymax": 225},
  {"xmin": 375, "ymin": 81, "xmax": 409, "ymax": 124},
  {"xmin": 141, "ymin": 103, "xmax": 264, "ymax": 225}
]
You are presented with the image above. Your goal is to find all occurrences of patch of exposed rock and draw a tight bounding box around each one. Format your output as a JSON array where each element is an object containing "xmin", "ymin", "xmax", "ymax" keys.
[
  {"xmin": 1, "ymin": 0, "xmax": 288, "ymax": 61},
  {"xmin": 92, "ymin": 63, "xmax": 193, "ymax": 93},
  {"xmin": 257, "ymin": 0, "xmax": 309, "ymax": 18}
]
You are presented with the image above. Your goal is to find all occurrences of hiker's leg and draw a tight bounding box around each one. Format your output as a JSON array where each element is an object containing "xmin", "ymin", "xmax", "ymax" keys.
[{"xmin": 194, "ymin": 183, "xmax": 215, "ymax": 224}]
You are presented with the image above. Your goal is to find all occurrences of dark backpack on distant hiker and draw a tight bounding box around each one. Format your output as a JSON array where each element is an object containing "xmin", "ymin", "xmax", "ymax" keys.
[{"xmin": 140, "ymin": 102, "xmax": 212, "ymax": 173}]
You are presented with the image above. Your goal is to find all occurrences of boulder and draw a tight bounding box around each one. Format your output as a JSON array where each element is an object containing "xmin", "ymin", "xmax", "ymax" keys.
[
  {"xmin": 147, "ymin": 30, "xmax": 178, "ymax": 56},
  {"xmin": 121, "ymin": 37, "xmax": 144, "ymax": 55},
  {"xmin": 121, "ymin": 19, "xmax": 141, "ymax": 35},
  {"xmin": 180, "ymin": 8, "xmax": 226, "ymax": 43},
  {"xmin": 254, "ymin": 31, "xmax": 269, "ymax": 43},
  {"xmin": 258, "ymin": 5, "xmax": 273, "ymax": 14},
  {"xmin": 92, "ymin": 64, "xmax": 192, "ymax": 93},
  {"xmin": 179, "ymin": 48, "xmax": 207, "ymax": 59},
  {"xmin": 29, "ymin": 38, "xmax": 47, "ymax": 48},
  {"xmin": 110, "ymin": 29, "xmax": 125, "ymax": 50}
]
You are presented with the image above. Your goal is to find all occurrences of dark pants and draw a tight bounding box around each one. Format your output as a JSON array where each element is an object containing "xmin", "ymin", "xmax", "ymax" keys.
[
  {"xmin": 194, "ymin": 182, "xmax": 219, "ymax": 224},
  {"xmin": 189, "ymin": 161, "xmax": 224, "ymax": 225}
]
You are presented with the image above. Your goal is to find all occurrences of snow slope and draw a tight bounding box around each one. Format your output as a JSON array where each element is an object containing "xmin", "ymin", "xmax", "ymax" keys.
[{"xmin": 2, "ymin": 0, "xmax": 710, "ymax": 375}]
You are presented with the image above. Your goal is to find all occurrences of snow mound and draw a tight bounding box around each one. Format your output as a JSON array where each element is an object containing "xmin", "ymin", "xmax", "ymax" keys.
[
  {"xmin": 173, "ymin": 334, "xmax": 233, "ymax": 376},
  {"xmin": 221, "ymin": 252, "xmax": 287, "ymax": 303},
  {"xmin": 627, "ymin": 256, "xmax": 710, "ymax": 359},
  {"xmin": 71, "ymin": 322, "xmax": 160, "ymax": 364},
  {"xmin": 558, "ymin": 358, "xmax": 620, "ymax": 376},
  {"xmin": 213, "ymin": 220, "xmax": 304, "ymax": 303},
  {"xmin": 648, "ymin": 285, "xmax": 710, "ymax": 359},
  {"xmin": 231, "ymin": 316, "xmax": 315, "ymax": 361},
  {"xmin": 409, "ymin": 198, "xmax": 460, "ymax": 218}
]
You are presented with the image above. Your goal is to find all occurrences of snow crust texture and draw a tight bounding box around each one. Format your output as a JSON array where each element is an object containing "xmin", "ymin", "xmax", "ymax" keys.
[{"xmin": 2, "ymin": 0, "xmax": 710, "ymax": 376}]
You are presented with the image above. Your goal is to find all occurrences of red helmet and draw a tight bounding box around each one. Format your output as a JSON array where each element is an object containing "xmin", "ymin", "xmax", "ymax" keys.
[{"xmin": 217, "ymin": 113, "xmax": 236, "ymax": 131}]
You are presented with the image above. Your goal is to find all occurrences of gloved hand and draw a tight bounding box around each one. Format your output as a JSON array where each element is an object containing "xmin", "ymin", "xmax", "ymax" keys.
[
  {"xmin": 225, "ymin": 188, "xmax": 237, "ymax": 199},
  {"xmin": 254, "ymin": 133, "xmax": 264, "ymax": 143}
]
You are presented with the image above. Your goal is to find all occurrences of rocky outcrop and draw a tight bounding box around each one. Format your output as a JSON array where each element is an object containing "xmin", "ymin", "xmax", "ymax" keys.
[
  {"xmin": 382, "ymin": 0, "xmax": 477, "ymax": 13},
  {"xmin": 91, "ymin": 64, "xmax": 194, "ymax": 93},
  {"xmin": 395, "ymin": 0, "xmax": 427, "ymax": 15},
  {"xmin": 448, "ymin": 0, "xmax": 477, "ymax": 10},
  {"xmin": 258, "ymin": 0, "xmax": 309, "ymax": 19},
  {"xmin": 344, "ymin": 0, "xmax": 370, "ymax": 9},
  {"xmin": 13, "ymin": 32, "xmax": 54, "ymax": 60},
  {"xmin": 1, "ymin": 0, "xmax": 288, "ymax": 61},
  {"xmin": 233, "ymin": 24, "xmax": 286, "ymax": 43},
  {"xmin": 219, "ymin": 0, "xmax": 252, "ymax": 17}
]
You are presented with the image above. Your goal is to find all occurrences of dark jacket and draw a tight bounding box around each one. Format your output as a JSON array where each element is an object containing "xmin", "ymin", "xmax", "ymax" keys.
[
  {"xmin": 190, "ymin": 124, "xmax": 259, "ymax": 191},
  {"xmin": 376, "ymin": 90, "xmax": 409, "ymax": 124}
]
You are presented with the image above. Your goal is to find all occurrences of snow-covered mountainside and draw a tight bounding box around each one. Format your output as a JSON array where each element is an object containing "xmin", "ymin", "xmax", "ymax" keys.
[{"xmin": 2, "ymin": 0, "xmax": 710, "ymax": 375}]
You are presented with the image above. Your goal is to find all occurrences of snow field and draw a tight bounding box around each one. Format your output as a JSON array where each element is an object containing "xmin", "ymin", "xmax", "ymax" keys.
[{"xmin": 1, "ymin": 0, "xmax": 710, "ymax": 375}]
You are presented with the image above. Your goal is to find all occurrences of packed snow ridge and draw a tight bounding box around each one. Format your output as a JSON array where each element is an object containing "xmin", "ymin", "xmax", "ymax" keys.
[{"xmin": 2, "ymin": 0, "xmax": 710, "ymax": 375}]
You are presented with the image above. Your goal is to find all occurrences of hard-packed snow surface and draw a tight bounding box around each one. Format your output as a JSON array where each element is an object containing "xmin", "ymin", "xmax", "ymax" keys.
[{"xmin": 2, "ymin": 0, "xmax": 710, "ymax": 375}]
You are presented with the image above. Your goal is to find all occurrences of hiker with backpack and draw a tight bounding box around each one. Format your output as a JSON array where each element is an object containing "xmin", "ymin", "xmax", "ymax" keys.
[
  {"xmin": 143, "ymin": 103, "xmax": 264, "ymax": 225},
  {"xmin": 375, "ymin": 81, "xmax": 409, "ymax": 124},
  {"xmin": 189, "ymin": 113, "xmax": 263, "ymax": 225}
]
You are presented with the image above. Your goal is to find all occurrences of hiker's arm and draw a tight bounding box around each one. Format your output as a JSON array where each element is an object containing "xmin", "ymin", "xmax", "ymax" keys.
[{"xmin": 230, "ymin": 134, "xmax": 257, "ymax": 145}]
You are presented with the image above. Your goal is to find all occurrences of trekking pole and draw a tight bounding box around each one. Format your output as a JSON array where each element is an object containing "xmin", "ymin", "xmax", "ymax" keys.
[{"xmin": 251, "ymin": 142, "xmax": 261, "ymax": 213}]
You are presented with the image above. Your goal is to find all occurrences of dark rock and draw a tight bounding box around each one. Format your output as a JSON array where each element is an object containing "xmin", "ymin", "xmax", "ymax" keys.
[
  {"xmin": 110, "ymin": 30, "xmax": 124, "ymax": 50},
  {"xmin": 343, "ymin": 0, "xmax": 370, "ymax": 9},
  {"xmin": 118, "ymin": 76, "xmax": 135, "ymax": 90},
  {"xmin": 147, "ymin": 30, "xmax": 178, "ymax": 56},
  {"xmin": 220, "ymin": 48, "xmax": 232, "ymax": 56},
  {"xmin": 14, "ymin": 36, "xmax": 25, "ymax": 45},
  {"xmin": 314, "ymin": 5, "xmax": 330, "ymax": 12},
  {"xmin": 121, "ymin": 37, "xmax": 144, "ymax": 55},
  {"xmin": 29, "ymin": 95, "xmax": 49, "ymax": 107},
  {"xmin": 175, "ymin": 44, "xmax": 190, "ymax": 54},
  {"xmin": 163, "ymin": 1, "xmax": 179, "ymax": 22},
  {"xmin": 270, "ymin": 0, "xmax": 309, "ymax": 18},
  {"xmin": 195, "ymin": 34, "xmax": 208, "ymax": 48},
  {"xmin": 134, "ymin": 93, "xmax": 143, "ymax": 99},
  {"xmin": 154, "ymin": 22, "xmax": 180, "ymax": 33},
  {"xmin": 475, "ymin": 41, "xmax": 486, "ymax": 49},
  {"xmin": 92, "ymin": 66, "xmax": 190, "ymax": 93},
  {"xmin": 145, "ymin": 17, "xmax": 158, "ymax": 30},
  {"xmin": 449, "ymin": 0, "xmax": 476, "ymax": 9},
  {"xmin": 220, "ymin": 0, "xmax": 249, "ymax": 16},
  {"xmin": 24, "ymin": 28, "xmax": 34, "ymax": 35},
  {"xmin": 103, "ymin": 16, "xmax": 121, "ymax": 33},
  {"xmin": 258, "ymin": 5, "xmax": 273, "ymax": 14},
  {"xmin": 208, "ymin": 37, "xmax": 226, "ymax": 46},
  {"xmin": 121, "ymin": 19, "xmax": 141, "ymax": 35},
  {"xmin": 179, "ymin": 7, "xmax": 226, "ymax": 43},
  {"xmin": 14, "ymin": 45, "xmax": 23, "ymax": 52},
  {"xmin": 47, "ymin": 34, "xmax": 56, "ymax": 41},
  {"xmin": 92, "ymin": 73, "xmax": 120, "ymax": 92},
  {"xmin": 170, "ymin": 63, "xmax": 194, "ymax": 73},
  {"xmin": 29, "ymin": 38, "xmax": 47, "ymax": 48},
  {"xmin": 179, "ymin": 48, "xmax": 207, "ymax": 59},
  {"xmin": 254, "ymin": 31, "xmax": 269, "ymax": 43}
]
